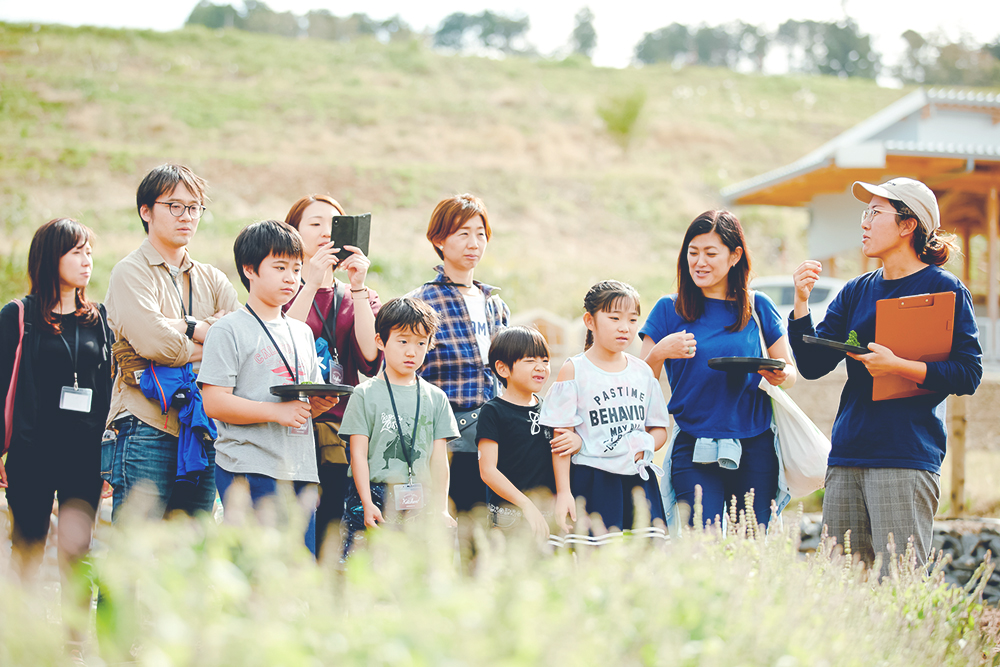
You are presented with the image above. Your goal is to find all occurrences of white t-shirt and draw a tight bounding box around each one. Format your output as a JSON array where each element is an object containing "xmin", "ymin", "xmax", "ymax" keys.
[
  {"xmin": 463, "ymin": 287, "xmax": 491, "ymax": 365},
  {"xmin": 539, "ymin": 352, "xmax": 671, "ymax": 476}
]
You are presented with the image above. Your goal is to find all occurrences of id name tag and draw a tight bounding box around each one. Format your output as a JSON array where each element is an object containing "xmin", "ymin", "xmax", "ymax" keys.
[
  {"xmin": 393, "ymin": 482, "xmax": 425, "ymax": 511},
  {"xmin": 60, "ymin": 386, "xmax": 93, "ymax": 413},
  {"xmin": 328, "ymin": 361, "xmax": 345, "ymax": 385},
  {"xmin": 288, "ymin": 424, "xmax": 310, "ymax": 437}
]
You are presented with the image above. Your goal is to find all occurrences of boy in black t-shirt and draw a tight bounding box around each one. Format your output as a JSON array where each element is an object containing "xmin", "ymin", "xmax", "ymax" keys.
[{"xmin": 477, "ymin": 326, "xmax": 581, "ymax": 540}]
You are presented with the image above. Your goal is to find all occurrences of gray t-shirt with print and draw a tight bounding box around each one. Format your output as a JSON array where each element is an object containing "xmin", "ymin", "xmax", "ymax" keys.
[
  {"xmin": 198, "ymin": 309, "xmax": 323, "ymax": 482},
  {"xmin": 339, "ymin": 375, "xmax": 459, "ymax": 485}
]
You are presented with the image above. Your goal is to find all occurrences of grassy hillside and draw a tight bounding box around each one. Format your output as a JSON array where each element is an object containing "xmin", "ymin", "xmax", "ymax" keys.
[{"xmin": 0, "ymin": 22, "xmax": 921, "ymax": 316}]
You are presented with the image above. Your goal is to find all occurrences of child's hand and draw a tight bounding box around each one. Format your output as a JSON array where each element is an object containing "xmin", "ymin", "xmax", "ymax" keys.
[
  {"xmin": 758, "ymin": 366, "xmax": 788, "ymax": 386},
  {"xmin": 554, "ymin": 491, "xmax": 577, "ymax": 533},
  {"xmin": 441, "ymin": 510, "xmax": 457, "ymax": 528},
  {"xmin": 308, "ymin": 394, "xmax": 339, "ymax": 417},
  {"xmin": 523, "ymin": 503, "xmax": 550, "ymax": 542},
  {"xmin": 272, "ymin": 400, "xmax": 312, "ymax": 429},
  {"xmin": 364, "ymin": 503, "xmax": 384, "ymax": 528},
  {"xmin": 550, "ymin": 428, "xmax": 582, "ymax": 457}
]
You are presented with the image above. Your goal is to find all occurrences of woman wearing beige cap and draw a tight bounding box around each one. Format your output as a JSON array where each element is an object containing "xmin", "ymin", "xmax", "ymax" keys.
[{"xmin": 788, "ymin": 177, "xmax": 982, "ymax": 574}]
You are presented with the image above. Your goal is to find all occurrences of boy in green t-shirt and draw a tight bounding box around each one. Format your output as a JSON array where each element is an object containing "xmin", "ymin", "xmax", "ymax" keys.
[{"xmin": 338, "ymin": 297, "xmax": 459, "ymax": 553}]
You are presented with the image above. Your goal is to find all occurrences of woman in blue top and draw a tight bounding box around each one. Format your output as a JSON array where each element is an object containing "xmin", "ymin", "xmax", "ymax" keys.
[
  {"xmin": 639, "ymin": 210, "xmax": 797, "ymax": 529},
  {"xmin": 790, "ymin": 178, "xmax": 981, "ymax": 572}
]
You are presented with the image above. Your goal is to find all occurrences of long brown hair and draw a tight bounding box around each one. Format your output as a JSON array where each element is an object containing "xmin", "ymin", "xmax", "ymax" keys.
[
  {"xmin": 675, "ymin": 210, "xmax": 752, "ymax": 333},
  {"xmin": 284, "ymin": 194, "xmax": 346, "ymax": 230},
  {"xmin": 27, "ymin": 218, "xmax": 100, "ymax": 333}
]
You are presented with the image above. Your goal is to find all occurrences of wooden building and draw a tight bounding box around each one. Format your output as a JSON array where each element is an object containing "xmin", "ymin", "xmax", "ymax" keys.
[{"xmin": 722, "ymin": 88, "xmax": 1000, "ymax": 361}]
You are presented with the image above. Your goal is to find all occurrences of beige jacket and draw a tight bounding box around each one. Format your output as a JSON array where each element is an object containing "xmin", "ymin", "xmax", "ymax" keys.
[{"xmin": 105, "ymin": 238, "xmax": 240, "ymax": 435}]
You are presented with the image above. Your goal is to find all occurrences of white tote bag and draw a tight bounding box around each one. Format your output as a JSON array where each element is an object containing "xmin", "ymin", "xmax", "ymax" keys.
[{"xmin": 751, "ymin": 294, "xmax": 830, "ymax": 498}]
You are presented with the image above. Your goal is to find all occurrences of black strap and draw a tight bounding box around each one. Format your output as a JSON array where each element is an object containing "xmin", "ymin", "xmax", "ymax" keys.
[
  {"xmin": 383, "ymin": 372, "xmax": 421, "ymax": 479},
  {"xmin": 165, "ymin": 265, "xmax": 194, "ymax": 317},
  {"xmin": 245, "ymin": 305, "xmax": 300, "ymax": 384},
  {"xmin": 311, "ymin": 282, "xmax": 343, "ymax": 364},
  {"xmin": 58, "ymin": 320, "xmax": 80, "ymax": 389}
]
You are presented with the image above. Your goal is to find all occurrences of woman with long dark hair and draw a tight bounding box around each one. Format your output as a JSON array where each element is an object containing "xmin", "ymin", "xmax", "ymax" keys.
[
  {"xmin": 790, "ymin": 179, "xmax": 981, "ymax": 572},
  {"xmin": 0, "ymin": 218, "xmax": 112, "ymax": 654},
  {"xmin": 283, "ymin": 194, "xmax": 381, "ymax": 557},
  {"xmin": 639, "ymin": 210, "xmax": 797, "ymax": 529}
]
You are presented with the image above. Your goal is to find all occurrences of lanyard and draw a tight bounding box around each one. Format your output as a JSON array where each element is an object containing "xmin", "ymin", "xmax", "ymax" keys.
[
  {"xmin": 383, "ymin": 372, "xmax": 421, "ymax": 479},
  {"xmin": 165, "ymin": 265, "xmax": 194, "ymax": 317},
  {"xmin": 58, "ymin": 321, "xmax": 81, "ymax": 389},
  {"xmin": 311, "ymin": 281, "xmax": 343, "ymax": 365},
  {"xmin": 246, "ymin": 305, "xmax": 300, "ymax": 384}
]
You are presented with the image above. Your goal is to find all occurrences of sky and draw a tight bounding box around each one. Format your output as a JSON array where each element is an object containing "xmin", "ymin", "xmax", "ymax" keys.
[{"xmin": 1, "ymin": 0, "xmax": 999, "ymax": 71}]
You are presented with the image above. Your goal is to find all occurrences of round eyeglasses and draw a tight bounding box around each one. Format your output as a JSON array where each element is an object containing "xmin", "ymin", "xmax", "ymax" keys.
[
  {"xmin": 860, "ymin": 207, "xmax": 901, "ymax": 224},
  {"xmin": 156, "ymin": 201, "xmax": 206, "ymax": 219}
]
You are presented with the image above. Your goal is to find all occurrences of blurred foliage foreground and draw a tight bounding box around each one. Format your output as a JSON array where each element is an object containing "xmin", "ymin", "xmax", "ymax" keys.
[{"xmin": 1, "ymin": 489, "xmax": 999, "ymax": 666}]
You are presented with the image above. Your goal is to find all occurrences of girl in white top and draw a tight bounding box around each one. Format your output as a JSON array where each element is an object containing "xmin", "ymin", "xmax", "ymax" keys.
[{"xmin": 540, "ymin": 280, "xmax": 671, "ymax": 534}]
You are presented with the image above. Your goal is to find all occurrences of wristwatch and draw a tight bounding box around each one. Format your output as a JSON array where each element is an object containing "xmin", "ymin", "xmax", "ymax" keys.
[{"xmin": 185, "ymin": 316, "xmax": 197, "ymax": 340}]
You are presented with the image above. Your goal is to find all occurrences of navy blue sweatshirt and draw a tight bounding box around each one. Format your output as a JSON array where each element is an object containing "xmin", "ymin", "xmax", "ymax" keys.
[{"xmin": 787, "ymin": 265, "xmax": 982, "ymax": 474}]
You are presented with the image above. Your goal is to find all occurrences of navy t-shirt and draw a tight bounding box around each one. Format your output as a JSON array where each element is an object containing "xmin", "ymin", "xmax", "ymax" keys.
[
  {"xmin": 476, "ymin": 396, "xmax": 556, "ymax": 497},
  {"xmin": 639, "ymin": 293, "xmax": 784, "ymax": 439},
  {"xmin": 788, "ymin": 265, "xmax": 982, "ymax": 474}
]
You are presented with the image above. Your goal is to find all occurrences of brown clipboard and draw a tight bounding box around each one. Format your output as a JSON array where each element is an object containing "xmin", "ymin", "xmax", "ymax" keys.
[{"xmin": 872, "ymin": 291, "xmax": 955, "ymax": 401}]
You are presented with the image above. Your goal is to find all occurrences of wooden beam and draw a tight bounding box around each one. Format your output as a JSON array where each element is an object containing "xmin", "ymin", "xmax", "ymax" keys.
[
  {"xmin": 962, "ymin": 226, "xmax": 972, "ymax": 288},
  {"xmin": 949, "ymin": 395, "xmax": 967, "ymax": 517},
  {"xmin": 989, "ymin": 186, "xmax": 999, "ymax": 361}
]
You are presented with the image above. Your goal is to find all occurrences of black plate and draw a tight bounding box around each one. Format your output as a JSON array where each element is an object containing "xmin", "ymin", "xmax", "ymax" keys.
[
  {"xmin": 707, "ymin": 357, "xmax": 786, "ymax": 373},
  {"xmin": 802, "ymin": 335, "xmax": 868, "ymax": 355},
  {"xmin": 270, "ymin": 383, "xmax": 354, "ymax": 398}
]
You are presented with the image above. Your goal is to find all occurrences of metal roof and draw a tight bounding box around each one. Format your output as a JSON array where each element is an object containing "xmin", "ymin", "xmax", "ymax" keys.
[{"xmin": 722, "ymin": 88, "xmax": 1000, "ymax": 204}]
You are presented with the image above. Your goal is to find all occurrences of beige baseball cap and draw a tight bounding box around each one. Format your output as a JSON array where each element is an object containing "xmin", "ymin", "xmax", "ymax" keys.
[{"xmin": 852, "ymin": 178, "xmax": 940, "ymax": 233}]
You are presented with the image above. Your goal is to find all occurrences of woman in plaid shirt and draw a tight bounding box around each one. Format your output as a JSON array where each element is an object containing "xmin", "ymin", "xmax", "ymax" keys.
[{"xmin": 408, "ymin": 194, "xmax": 510, "ymax": 513}]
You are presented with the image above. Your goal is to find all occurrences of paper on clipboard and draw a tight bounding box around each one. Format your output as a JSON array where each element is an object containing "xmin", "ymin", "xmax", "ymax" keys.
[{"xmin": 872, "ymin": 291, "xmax": 955, "ymax": 401}]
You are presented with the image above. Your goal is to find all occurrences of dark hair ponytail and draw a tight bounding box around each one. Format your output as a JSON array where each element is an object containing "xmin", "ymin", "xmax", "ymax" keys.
[
  {"xmin": 582, "ymin": 280, "xmax": 641, "ymax": 350},
  {"xmin": 892, "ymin": 201, "xmax": 957, "ymax": 267}
]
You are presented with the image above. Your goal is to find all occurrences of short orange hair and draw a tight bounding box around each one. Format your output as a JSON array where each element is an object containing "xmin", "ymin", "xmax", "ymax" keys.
[
  {"xmin": 285, "ymin": 194, "xmax": 346, "ymax": 230},
  {"xmin": 426, "ymin": 194, "xmax": 491, "ymax": 259}
]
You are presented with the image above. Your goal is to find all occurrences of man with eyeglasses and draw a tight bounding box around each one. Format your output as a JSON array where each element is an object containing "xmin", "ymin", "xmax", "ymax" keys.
[{"xmin": 103, "ymin": 163, "xmax": 240, "ymax": 520}]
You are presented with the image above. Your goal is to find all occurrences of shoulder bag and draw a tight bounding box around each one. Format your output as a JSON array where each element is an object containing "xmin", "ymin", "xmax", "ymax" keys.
[
  {"xmin": 3, "ymin": 299, "xmax": 25, "ymax": 456},
  {"xmin": 750, "ymin": 293, "xmax": 830, "ymax": 498}
]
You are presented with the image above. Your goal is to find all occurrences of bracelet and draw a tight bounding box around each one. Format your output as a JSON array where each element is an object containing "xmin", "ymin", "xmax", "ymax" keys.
[{"xmin": 350, "ymin": 287, "xmax": 369, "ymax": 295}]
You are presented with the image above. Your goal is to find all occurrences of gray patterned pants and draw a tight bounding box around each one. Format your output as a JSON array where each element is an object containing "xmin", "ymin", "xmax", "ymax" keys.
[{"xmin": 822, "ymin": 466, "xmax": 940, "ymax": 575}]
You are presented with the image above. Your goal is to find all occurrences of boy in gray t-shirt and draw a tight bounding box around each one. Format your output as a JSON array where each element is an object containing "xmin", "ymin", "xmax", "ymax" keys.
[
  {"xmin": 339, "ymin": 297, "xmax": 459, "ymax": 553},
  {"xmin": 199, "ymin": 221, "xmax": 338, "ymax": 549}
]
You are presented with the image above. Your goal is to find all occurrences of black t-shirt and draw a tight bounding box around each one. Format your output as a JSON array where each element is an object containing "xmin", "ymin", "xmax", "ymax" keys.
[
  {"xmin": 476, "ymin": 396, "xmax": 556, "ymax": 497},
  {"xmin": 35, "ymin": 313, "xmax": 109, "ymax": 434}
]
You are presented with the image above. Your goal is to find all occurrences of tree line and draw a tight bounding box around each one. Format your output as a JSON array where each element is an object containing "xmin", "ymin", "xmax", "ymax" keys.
[{"xmin": 186, "ymin": 1, "xmax": 999, "ymax": 85}]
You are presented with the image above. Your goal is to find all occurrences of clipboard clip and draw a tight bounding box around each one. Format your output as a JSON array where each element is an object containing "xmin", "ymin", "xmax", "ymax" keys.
[{"xmin": 898, "ymin": 295, "xmax": 934, "ymax": 309}]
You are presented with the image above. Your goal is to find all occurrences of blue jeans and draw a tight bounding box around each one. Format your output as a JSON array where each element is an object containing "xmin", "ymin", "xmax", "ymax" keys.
[
  {"xmin": 102, "ymin": 416, "xmax": 217, "ymax": 522},
  {"xmin": 216, "ymin": 468, "xmax": 318, "ymax": 557}
]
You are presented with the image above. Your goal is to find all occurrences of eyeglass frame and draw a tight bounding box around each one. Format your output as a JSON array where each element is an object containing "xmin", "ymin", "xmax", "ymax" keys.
[
  {"xmin": 860, "ymin": 207, "xmax": 901, "ymax": 225},
  {"xmin": 155, "ymin": 201, "xmax": 207, "ymax": 219}
]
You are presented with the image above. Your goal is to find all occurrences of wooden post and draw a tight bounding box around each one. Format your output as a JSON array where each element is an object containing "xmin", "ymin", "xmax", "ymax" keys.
[
  {"xmin": 961, "ymin": 226, "xmax": 972, "ymax": 289},
  {"xmin": 948, "ymin": 395, "xmax": 967, "ymax": 516},
  {"xmin": 988, "ymin": 187, "xmax": 999, "ymax": 362}
]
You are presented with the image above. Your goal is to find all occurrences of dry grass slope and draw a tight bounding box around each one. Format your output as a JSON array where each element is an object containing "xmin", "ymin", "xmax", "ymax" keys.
[{"xmin": 1, "ymin": 21, "xmax": 918, "ymax": 315}]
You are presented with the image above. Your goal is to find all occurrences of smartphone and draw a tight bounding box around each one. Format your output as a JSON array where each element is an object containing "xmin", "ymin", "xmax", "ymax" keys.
[{"xmin": 331, "ymin": 214, "xmax": 371, "ymax": 262}]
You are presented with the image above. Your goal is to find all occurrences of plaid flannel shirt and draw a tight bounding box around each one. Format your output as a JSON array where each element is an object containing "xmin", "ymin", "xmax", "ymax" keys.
[{"xmin": 408, "ymin": 266, "xmax": 510, "ymax": 411}]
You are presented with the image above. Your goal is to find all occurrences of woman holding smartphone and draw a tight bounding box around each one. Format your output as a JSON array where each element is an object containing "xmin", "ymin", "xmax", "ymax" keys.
[{"xmin": 284, "ymin": 194, "xmax": 381, "ymax": 557}]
